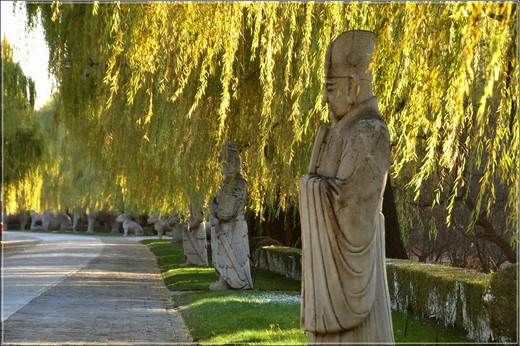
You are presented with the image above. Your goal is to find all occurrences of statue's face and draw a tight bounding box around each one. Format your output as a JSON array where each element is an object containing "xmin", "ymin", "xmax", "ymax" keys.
[
  {"xmin": 219, "ymin": 151, "xmax": 236, "ymax": 177},
  {"xmin": 322, "ymin": 76, "xmax": 354, "ymax": 122},
  {"xmin": 221, "ymin": 160, "xmax": 235, "ymax": 177}
]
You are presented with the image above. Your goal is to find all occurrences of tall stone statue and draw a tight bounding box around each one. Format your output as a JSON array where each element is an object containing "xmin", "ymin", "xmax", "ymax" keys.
[
  {"xmin": 299, "ymin": 30, "xmax": 395, "ymax": 343},
  {"xmin": 209, "ymin": 141, "xmax": 253, "ymax": 290},
  {"xmin": 181, "ymin": 204, "xmax": 209, "ymax": 267}
]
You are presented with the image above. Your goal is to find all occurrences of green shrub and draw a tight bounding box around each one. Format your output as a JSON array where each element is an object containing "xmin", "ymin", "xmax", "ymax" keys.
[
  {"xmin": 485, "ymin": 263, "xmax": 518, "ymax": 342},
  {"xmin": 386, "ymin": 259, "xmax": 491, "ymax": 341},
  {"xmin": 249, "ymin": 236, "xmax": 283, "ymax": 252}
]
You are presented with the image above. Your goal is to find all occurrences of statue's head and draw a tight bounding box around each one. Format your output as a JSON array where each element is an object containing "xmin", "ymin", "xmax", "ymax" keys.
[
  {"xmin": 218, "ymin": 141, "xmax": 242, "ymax": 177},
  {"xmin": 170, "ymin": 212, "xmax": 181, "ymax": 225},
  {"xmin": 323, "ymin": 30, "xmax": 375, "ymax": 123},
  {"xmin": 147, "ymin": 212, "xmax": 160, "ymax": 224},
  {"xmin": 189, "ymin": 202, "xmax": 206, "ymax": 217},
  {"xmin": 116, "ymin": 213, "xmax": 129, "ymax": 223}
]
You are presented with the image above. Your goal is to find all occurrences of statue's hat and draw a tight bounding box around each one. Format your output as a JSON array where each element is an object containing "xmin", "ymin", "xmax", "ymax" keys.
[
  {"xmin": 222, "ymin": 141, "xmax": 238, "ymax": 152},
  {"xmin": 219, "ymin": 141, "xmax": 242, "ymax": 172},
  {"xmin": 325, "ymin": 30, "xmax": 375, "ymax": 80},
  {"xmin": 219, "ymin": 141, "xmax": 240, "ymax": 162}
]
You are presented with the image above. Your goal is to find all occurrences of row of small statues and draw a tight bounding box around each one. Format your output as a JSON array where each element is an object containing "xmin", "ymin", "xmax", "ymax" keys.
[{"xmin": 12, "ymin": 141, "xmax": 253, "ymax": 292}]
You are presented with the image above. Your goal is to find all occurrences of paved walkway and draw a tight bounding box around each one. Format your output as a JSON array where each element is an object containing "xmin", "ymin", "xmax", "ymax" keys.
[{"xmin": 2, "ymin": 231, "xmax": 192, "ymax": 345}]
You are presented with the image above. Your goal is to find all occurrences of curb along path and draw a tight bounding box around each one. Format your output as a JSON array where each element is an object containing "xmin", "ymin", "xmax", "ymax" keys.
[{"xmin": 2, "ymin": 234, "xmax": 192, "ymax": 345}]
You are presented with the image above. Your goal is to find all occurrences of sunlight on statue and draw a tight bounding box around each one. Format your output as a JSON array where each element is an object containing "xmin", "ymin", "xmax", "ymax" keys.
[{"xmin": 299, "ymin": 30, "xmax": 395, "ymax": 343}]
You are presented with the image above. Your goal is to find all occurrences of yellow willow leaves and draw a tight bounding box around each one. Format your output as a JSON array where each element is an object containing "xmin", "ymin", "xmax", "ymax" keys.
[
  {"xmin": 4, "ymin": 169, "xmax": 44, "ymax": 214},
  {"xmin": 217, "ymin": 3, "xmax": 242, "ymax": 138},
  {"xmin": 24, "ymin": 2, "xmax": 517, "ymax": 236}
]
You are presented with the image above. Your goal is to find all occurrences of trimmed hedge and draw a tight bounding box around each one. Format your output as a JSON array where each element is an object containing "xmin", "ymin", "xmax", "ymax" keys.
[
  {"xmin": 386, "ymin": 259, "xmax": 492, "ymax": 342},
  {"xmin": 250, "ymin": 237, "xmax": 301, "ymax": 281},
  {"xmin": 249, "ymin": 239, "xmax": 517, "ymax": 342},
  {"xmin": 249, "ymin": 236, "xmax": 283, "ymax": 251},
  {"xmin": 485, "ymin": 263, "xmax": 518, "ymax": 342}
]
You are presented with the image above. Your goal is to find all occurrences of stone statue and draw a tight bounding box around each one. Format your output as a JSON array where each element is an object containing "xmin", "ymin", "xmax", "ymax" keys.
[
  {"xmin": 299, "ymin": 30, "xmax": 394, "ymax": 343},
  {"xmin": 30, "ymin": 210, "xmax": 72, "ymax": 231},
  {"xmin": 169, "ymin": 216, "xmax": 186, "ymax": 245},
  {"xmin": 30, "ymin": 210, "xmax": 44, "ymax": 231},
  {"xmin": 148, "ymin": 212, "xmax": 180, "ymax": 239},
  {"xmin": 181, "ymin": 205, "xmax": 208, "ymax": 267},
  {"xmin": 209, "ymin": 141, "xmax": 253, "ymax": 290},
  {"xmin": 115, "ymin": 213, "xmax": 144, "ymax": 236}
]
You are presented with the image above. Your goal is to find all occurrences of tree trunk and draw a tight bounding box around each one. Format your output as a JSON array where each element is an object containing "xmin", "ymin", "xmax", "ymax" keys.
[
  {"xmin": 19, "ymin": 213, "xmax": 28, "ymax": 230},
  {"xmin": 464, "ymin": 196, "xmax": 517, "ymax": 264},
  {"xmin": 86, "ymin": 208, "xmax": 95, "ymax": 233},
  {"xmin": 383, "ymin": 177, "xmax": 409, "ymax": 259},
  {"xmin": 72, "ymin": 211, "xmax": 81, "ymax": 233}
]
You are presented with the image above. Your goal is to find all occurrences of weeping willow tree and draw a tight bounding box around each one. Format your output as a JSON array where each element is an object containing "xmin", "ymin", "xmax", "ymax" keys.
[
  {"xmin": 21, "ymin": 2, "xmax": 517, "ymax": 246},
  {"xmin": 2, "ymin": 37, "xmax": 45, "ymax": 213}
]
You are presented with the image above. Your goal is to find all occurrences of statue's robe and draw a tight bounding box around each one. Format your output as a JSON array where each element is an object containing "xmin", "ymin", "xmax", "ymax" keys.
[
  {"xmin": 183, "ymin": 214, "xmax": 208, "ymax": 267},
  {"xmin": 211, "ymin": 176, "xmax": 253, "ymax": 289},
  {"xmin": 170, "ymin": 223, "xmax": 184, "ymax": 245},
  {"xmin": 299, "ymin": 97, "xmax": 394, "ymax": 343}
]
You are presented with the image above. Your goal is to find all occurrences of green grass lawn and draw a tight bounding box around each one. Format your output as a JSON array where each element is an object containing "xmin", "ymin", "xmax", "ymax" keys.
[
  {"xmin": 174, "ymin": 290, "xmax": 305, "ymax": 344},
  {"xmin": 143, "ymin": 239, "xmax": 300, "ymax": 291},
  {"xmin": 143, "ymin": 239, "xmax": 472, "ymax": 344}
]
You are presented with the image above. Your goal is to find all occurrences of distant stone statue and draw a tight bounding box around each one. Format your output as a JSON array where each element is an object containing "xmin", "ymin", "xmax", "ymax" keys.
[
  {"xmin": 169, "ymin": 217, "xmax": 185, "ymax": 245},
  {"xmin": 181, "ymin": 205, "xmax": 208, "ymax": 267},
  {"xmin": 30, "ymin": 210, "xmax": 72, "ymax": 231},
  {"xmin": 299, "ymin": 30, "xmax": 394, "ymax": 343},
  {"xmin": 116, "ymin": 213, "xmax": 144, "ymax": 236},
  {"xmin": 209, "ymin": 141, "xmax": 253, "ymax": 290},
  {"xmin": 30, "ymin": 210, "xmax": 44, "ymax": 231},
  {"xmin": 148, "ymin": 212, "xmax": 180, "ymax": 239}
]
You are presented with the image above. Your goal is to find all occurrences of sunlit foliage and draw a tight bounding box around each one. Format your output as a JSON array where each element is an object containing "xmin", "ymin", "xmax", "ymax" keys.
[
  {"xmin": 21, "ymin": 2, "xmax": 517, "ymax": 243},
  {"xmin": 2, "ymin": 37, "xmax": 44, "ymax": 212}
]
